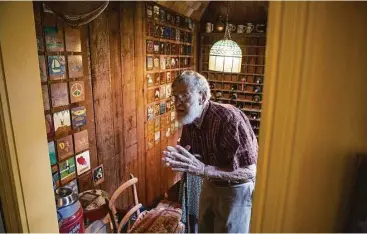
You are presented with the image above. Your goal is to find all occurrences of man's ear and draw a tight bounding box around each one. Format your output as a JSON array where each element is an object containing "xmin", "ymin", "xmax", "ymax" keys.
[{"xmin": 200, "ymin": 91, "xmax": 207, "ymax": 105}]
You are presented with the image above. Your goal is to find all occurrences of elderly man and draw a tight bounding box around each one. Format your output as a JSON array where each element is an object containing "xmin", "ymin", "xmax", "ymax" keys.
[{"xmin": 162, "ymin": 70, "xmax": 258, "ymax": 233}]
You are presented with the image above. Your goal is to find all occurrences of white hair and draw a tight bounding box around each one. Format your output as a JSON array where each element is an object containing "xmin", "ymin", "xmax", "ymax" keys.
[{"xmin": 171, "ymin": 70, "xmax": 212, "ymax": 100}]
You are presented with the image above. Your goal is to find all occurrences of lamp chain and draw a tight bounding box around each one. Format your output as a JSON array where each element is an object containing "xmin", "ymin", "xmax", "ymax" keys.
[{"xmin": 224, "ymin": 1, "xmax": 231, "ymax": 40}]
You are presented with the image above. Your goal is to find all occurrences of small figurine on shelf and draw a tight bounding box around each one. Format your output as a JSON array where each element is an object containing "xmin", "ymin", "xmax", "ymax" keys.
[
  {"xmin": 231, "ymin": 84, "xmax": 237, "ymax": 91},
  {"xmin": 254, "ymin": 86, "xmax": 262, "ymax": 93},
  {"xmin": 231, "ymin": 92, "xmax": 237, "ymax": 100},
  {"xmin": 253, "ymin": 95, "xmax": 261, "ymax": 102},
  {"xmin": 255, "ymin": 76, "xmax": 263, "ymax": 84},
  {"xmin": 215, "ymin": 91, "xmax": 222, "ymax": 99},
  {"xmin": 209, "ymin": 82, "xmax": 215, "ymax": 89},
  {"xmin": 251, "ymin": 112, "xmax": 258, "ymax": 120},
  {"xmin": 241, "ymin": 77, "xmax": 246, "ymax": 91}
]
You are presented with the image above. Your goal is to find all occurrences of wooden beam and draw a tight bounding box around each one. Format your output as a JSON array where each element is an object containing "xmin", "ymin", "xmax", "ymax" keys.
[
  {"xmin": 134, "ymin": 1, "xmax": 147, "ymax": 205},
  {"xmin": 89, "ymin": 10, "xmax": 119, "ymax": 199}
]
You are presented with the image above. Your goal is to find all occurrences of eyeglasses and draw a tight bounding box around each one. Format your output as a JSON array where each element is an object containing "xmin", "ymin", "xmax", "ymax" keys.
[{"xmin": 172, "ymin": 93, "xmax": 191, "ymax": 103}]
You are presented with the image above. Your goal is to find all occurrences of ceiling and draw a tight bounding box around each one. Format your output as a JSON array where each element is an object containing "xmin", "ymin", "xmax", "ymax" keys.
[
  {"xmin": 155, "ymin": 1, "xmax": 268, "ymax": 23},
  {"xmin": 155, "ymin": 1, "xmax": 210, "ymax": 21}
]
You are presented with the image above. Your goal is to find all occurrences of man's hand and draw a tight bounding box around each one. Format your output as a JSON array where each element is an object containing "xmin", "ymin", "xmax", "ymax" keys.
[{"xmin": 162, "ymin": 145, "xmax": 205, "ymax": 176}]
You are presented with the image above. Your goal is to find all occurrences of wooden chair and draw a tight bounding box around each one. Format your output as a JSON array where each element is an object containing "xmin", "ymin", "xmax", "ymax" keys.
[
  {"xmin": 104, "ymin": 174, "xmax": 184, "ymax": 233},
  {"xmin": 104, "ymin": 174, "xmax": 141, "ymax": 233}
]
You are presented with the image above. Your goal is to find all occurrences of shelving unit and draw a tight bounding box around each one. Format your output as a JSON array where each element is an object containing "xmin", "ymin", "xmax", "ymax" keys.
[{"xmin": 199, "ymin": 32, "xmax": 266, "ymax": 140}]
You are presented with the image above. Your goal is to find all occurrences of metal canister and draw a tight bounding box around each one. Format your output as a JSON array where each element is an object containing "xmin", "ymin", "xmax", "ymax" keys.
[{"xmin": 55, "ymin": 187, "xmax": 85, "ymax": 233}]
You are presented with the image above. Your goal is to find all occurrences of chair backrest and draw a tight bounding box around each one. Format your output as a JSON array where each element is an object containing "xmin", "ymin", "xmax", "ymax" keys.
[{"xmin": 106, "ymin": 174, "xmax": 142, "ymax": 233}]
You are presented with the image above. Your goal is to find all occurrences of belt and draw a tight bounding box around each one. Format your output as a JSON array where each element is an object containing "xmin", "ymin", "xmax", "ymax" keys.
[{"xmin": 208, "ymin": 178, "xmax": 252, "ymax": 187}]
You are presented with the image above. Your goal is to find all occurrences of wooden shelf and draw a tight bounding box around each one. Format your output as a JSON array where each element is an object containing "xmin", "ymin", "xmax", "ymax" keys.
[
  {"xmin": 146, "ymin": 66, "xmax": 194, "ymax": 73},
  {"xmin": 201, "ymin": 53, "xmax": 265, "ymax": 57},
  {"xmin": 200, "ymin": 32, "xmax": 266, "ymax": 38},
  {"xmin": 146, "ymin": 36, "xmax": 192, "ymax": 46},
  {"xmin": 208, "ymin": 79, "xmax": 264, "ymax": 86},
  {"xmin": 201, "ymin": 44, "xmax": 266, "ymax": 48},
  {"xmin": 146, "ymin": 54, "xmax": 193, "ymax": 58},
  {"xmin": 249, "ymin": 118, "xmax": 261, "ymax": 122},
  {"xmin": 215, "ymin": 97, "xmax": 262, "ymax": 104},
  {"xmin": 201, "ymin": 61, "xmax": 265, "ymax": 67},
  {"xmin": 149, "ymin": 19, "xmax": 194, "ymax": 33},
  {"xmin": 202, "ymin": 71, "xmax": 264, "ymax": 76},
  {"xmin": 242, "ymin": 108, "xmax": 261, "ymax": 113},
  {"xmin": 211, "ymin": 88, "xmax": 262, "ymax": 95}
]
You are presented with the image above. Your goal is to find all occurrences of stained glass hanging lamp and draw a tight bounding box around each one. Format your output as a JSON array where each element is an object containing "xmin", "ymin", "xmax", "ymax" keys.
[{"xmin": 209, "ymin": 2, "xmax": 242, "ymax": 73}]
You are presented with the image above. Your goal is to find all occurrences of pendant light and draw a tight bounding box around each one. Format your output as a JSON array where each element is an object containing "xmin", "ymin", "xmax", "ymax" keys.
[{"xmin": 209, "ymin": 2, "xmax": 242, "ymax": 73}]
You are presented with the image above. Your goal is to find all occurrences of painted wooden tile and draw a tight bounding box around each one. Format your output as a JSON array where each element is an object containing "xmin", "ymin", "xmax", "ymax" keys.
[
  {"xmin": 74, "ymin": 130, "xmax": 89, "ymax": 153},
  {"xmin": 154, "ymin": 103, "xmax": 160, "ymax": 117},
  {"xmin": 75, "ymin": 150, "xmax": 91, "ymax": 176},
  {"xmin": 65, "ymin": 28, "xmax": 81, "ymax": 52},
  {"xmin": 166, "ymin": 100, "xmax": 171, "ymax": 112},
  {"xmin": 53, "ymin": 110, "xmax": 71, "ymax": 137},
  {"xmin": 69, "ymin": 80, "xmax": 85, "ymax": 103},
  {"xmin": 68, "ymin": 55, "xmax": 83, "ymax": 78},
  {"xmin": 154, "ymin": 73, "xmax": 160, "ymax": 86},
  {"xmin": 56, "ymin": 135, "xmax": 74, "ymax": 161},
  {"xmin": 159, "ymin": 85, "xmax": 166, "ymax": 98},
  {"xmin": 166, "ymin": 84, "xmax": 171, "ymax": 98},
  {"xmin": 160, "ymin": 102, "xmax": 166, "ymax": 115},
  {"xmin": 160, "ymin": 72, "xmax": 166, "ymax": 85},
  {"xmin": 44, "ymin": 26, "xmax": 64, "ymax": 52},
  {"xmin": 92, "ymin": 165, "xmax": 104, "ymax": 186},
  {"xmin": 154, "ymin": 117, "xmax": 160, "ymax": 132},
  {"xmin": 147, "ymin": 105, "xmax": 154, "ymax": 121},
  {"xmin": 160, "ymin": 56, "xmax": 166, "ymax": 70},
  {"xmin": 147, "ymin": 56, "xmax": 153, "ymax": 70},
  {"xmin": 147, "ymin": 74, "xmax": 153, "ymax": 87},
  {"xmin": 48, "ymin": 141, "xmax": 57, "ymax": 166},
  {"xmin": 48, "ymin": 55, "xmax": 66, "ymax": 80},
  {"xmin": 153, "ymin": 41, "xmax": 160, "ymax": 54},
  {"xmin": 154, "ymin": 87, "xmax": 160, "ymax": 100},
  {"xmin": 50, "ymin": 82, "xmax": 69, "ymax": 107},
  {"xmin": 71, "ymin": 106, "xmax": 87, "ymax": 129},
  {"xmin": 153, "ymin": 56, "xmax": 160, "ymax": 69},
  {"xmin": 146, "ymin": 40, "xmax": 154, "ymax": 54},
  {"xmin": 59, "ymin": 157, "xmax": 76, "ymax": 185},
  {"xmin": 166, "ymin": 71, "xmax": 171, "ymax": 83}
]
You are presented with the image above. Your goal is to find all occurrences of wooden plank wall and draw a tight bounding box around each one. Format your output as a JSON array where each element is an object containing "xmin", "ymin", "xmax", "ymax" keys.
[{"xmin": 32, "ymin": 0, "xmax": 198, "ymax": 211}]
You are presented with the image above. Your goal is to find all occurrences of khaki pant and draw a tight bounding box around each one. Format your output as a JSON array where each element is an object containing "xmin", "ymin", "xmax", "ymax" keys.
[{"xmin": 198, "ymin": 179, "xmax": 254, "ymax": 233}]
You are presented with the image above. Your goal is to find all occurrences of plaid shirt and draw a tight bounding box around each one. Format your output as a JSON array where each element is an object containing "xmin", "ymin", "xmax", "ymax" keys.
[{"xmin": 180, "ymin": 101, "xmax": 258, "ymax": 170}]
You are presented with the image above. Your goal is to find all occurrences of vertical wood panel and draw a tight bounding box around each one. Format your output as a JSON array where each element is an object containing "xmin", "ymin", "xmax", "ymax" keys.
[
  {"xmin": 89, "ymin": 11, "xmax": 119, "ymax": 198},
  {"xmin": 134, "ymin": 1, "xmax": 147, "ymax": 205},
  {"xmin": 81, "ymin": 25, "xmax": 99, "ymax": 174},
  {"xmin": 120, "ymin": 1, "xmax": 138, "ymax": 207},
  {"xmin": 108, "ymin": 2, "xmax": 126, "ymax": 207}
]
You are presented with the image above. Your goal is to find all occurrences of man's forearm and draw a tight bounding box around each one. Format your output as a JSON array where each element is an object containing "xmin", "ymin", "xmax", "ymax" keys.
[{"xmin": 204, "ymin": 164, "xmax": 256, "ymax": 181}]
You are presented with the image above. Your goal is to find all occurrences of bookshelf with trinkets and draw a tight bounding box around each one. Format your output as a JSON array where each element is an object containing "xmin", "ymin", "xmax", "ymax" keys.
[
  {"xmin": 144, "ymin": 3, "xmax": 196, "ymax": 149},
  {"xmin": 199, "ymin": 27, "xmax": 266, "ymax": 141}
]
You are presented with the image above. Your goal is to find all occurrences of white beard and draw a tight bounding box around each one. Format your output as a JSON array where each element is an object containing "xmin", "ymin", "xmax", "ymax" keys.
[{"xmin": 177, "ymin": 101, "xmax": 202, "ymax": 125}]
